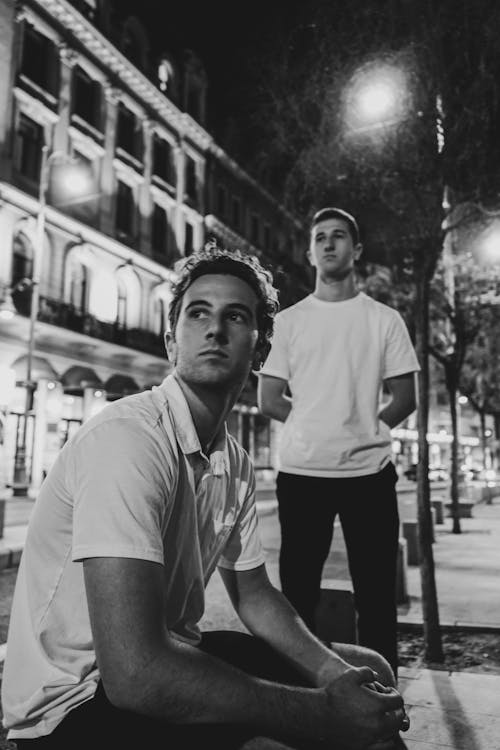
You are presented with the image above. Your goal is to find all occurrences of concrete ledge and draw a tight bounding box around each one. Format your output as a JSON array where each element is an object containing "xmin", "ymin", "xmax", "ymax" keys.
[
  {"xmin": 0, "ymin": 544, "xmax": 23, "ymax": 571},
  {"xmin": 445, "ymin": 501, "xmax": 474, "ymax": 518},
  {"xmin": 315, "ymin": 579, "xmax": 358, "ymax": 645}
]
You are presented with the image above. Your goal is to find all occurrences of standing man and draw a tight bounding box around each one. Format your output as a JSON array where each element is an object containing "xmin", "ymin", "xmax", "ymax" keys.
[
  {"xmin": 3, "ymin": 245, "xmax": 408, "ymax": 749},
  {"xmin": 258, "ymin": 208, "xmax": 419, "ymax": 674}
]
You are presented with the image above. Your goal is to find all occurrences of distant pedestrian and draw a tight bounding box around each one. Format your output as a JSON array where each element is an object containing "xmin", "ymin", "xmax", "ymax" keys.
[
  {"xmin": 258, "ymin": 207, "xmax": 420, "ymax": 674},
  {"xmin": 2, "ymin": 244, "xmax": 408, "ymax": 749}
]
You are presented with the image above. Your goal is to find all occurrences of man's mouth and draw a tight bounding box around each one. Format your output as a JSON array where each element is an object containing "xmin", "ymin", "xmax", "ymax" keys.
[{"xmin": 199, "ymin": 349, "xmax": 229, "ymax": 359}]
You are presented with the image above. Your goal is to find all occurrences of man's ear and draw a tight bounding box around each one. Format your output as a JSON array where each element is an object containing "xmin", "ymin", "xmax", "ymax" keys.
[
  {"xmin": 164, "ymin": 331, "xmax": 177, "ymax": 364},
  {"xmin": 354, "ymin": 242, "xmax": 363, "ymax": 261},
  {"xmin": 252, "ymin": 342, "xmax": 269, "ymax": 372}
]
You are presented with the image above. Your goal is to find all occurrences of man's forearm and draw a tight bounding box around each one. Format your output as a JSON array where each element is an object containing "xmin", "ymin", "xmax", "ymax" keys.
[
  {"xmin": 379, "ymin": 398, "xmax": 415, "ymax": 429},
  {"xmin": 235, "ymin": 580, "xmax": 349, "ymax": 687},
  {"xmin": 117, "ymin": 635, "xmax": 327, "ymax": 742},
  {"xmin": 260, "ymin": 395, "xmax": 291, "ymax": 423}
]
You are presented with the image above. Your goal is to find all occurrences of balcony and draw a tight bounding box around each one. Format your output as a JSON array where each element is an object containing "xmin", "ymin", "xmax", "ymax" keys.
[{"xmin": 37, "ymin": 296, "xmax": 165, "ymax": 358}]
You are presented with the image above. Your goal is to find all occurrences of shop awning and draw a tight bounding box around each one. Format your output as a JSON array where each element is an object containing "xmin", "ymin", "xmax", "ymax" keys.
[
  {"xmin": 104, "ymin": 374, "xmax": 139, "ymax": 398},
  {"xmin": 61, "ymin": 366, "xmax": 103, "ymax": 392},
  {"xmin": 11, "ymin": 355, "xmax": 59, "ymax": 383}
]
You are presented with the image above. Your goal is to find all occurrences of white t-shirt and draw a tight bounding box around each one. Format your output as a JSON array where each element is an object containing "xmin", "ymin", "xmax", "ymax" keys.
[
  {"xmin": 2, "ymin": 374, "xmax": 264, "ymax": 740},
  {"xmin": 260, "ymin": 292, "xmax": 420, "ymax": 477}
]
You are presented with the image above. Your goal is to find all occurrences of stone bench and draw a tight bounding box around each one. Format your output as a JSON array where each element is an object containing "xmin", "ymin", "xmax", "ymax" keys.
[{"xmin": 315, "ymin": 579, "xmax": 358, "ymax": 645}]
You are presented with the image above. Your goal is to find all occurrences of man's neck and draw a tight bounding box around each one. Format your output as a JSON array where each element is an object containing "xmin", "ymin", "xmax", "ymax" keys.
[
  {"xmin": 173, "ymin": 375, "xmax": 239, "ymax": 454},
  {"xmin": 313, "ymin": 273, "xmax": 359, "ymax": 302}
]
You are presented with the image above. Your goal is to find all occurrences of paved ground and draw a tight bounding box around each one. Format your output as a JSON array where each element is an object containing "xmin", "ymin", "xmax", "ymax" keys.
[{"xmin": 1, "ymin": 487, "xmax": 500, "ymax": 749}]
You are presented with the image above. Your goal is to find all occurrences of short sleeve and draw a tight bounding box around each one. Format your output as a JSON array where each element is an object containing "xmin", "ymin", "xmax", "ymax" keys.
[
  {"xmin": 259, "ymin": 312, "xmax": 290, "ymax": 381},
  {"xmin": 218, "ymin": 462, "xmax": 265, "ymax": 572},
  {"xmin": 69, "ymin": 418, "xmax": 175, "ymax": 565},
  {"xmin": 383, "ymin": 311, "xmax": 421, "ymax": 379}
]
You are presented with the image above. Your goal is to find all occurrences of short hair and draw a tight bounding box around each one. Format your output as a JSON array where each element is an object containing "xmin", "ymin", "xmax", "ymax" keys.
[
  {"xmin": 168, "ymin": 241, "xmax": 279, "ymax": 361},
  {"xmin": 311, "ymin": 207, "xmax": 360, "ymax": 244}
]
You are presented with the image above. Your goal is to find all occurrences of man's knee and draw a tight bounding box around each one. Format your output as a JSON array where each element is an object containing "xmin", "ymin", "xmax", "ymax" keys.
[{"xmin": 330, "ymin": 642, "xmax": 396, "ymax": 686}]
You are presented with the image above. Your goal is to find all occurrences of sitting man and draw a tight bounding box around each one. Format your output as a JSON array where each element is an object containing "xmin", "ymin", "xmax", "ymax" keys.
[{"xmin": 2, "ymin": 244, "xmax": 408, "ymax": 750}]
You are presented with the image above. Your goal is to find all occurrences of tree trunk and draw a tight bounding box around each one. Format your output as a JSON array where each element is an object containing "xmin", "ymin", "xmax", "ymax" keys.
[
  {"xmin": 479, "ymin": 410, "xmax": 487, "ymax": 470},
  {"xmin": 447, "ymin": 381, "xmax": 461, "ymax": 534},
  {"xmin": 415, "ymin": 269, "xmax": 444, "ymax": 662}
]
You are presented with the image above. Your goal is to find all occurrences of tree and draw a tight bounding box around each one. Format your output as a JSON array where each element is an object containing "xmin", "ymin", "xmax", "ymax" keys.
[
  {"xmin": 428, "ymin": 247, "xmax": 497, "ymax": 531},
  {"xmin": 237, "ymin": 0, "xmax": 500, "ymax": 662},
  {"xmin": 460, "ymin": 301, "xmax": 500, "ymax": 476}
]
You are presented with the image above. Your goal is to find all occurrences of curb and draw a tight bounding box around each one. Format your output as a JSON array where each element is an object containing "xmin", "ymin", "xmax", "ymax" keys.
[{"xmin": 398, "ymin": 620, "xmax": 500, "ymax": 635}]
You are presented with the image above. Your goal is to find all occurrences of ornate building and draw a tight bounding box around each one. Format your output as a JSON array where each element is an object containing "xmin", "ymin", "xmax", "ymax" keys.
[{"xmin": 0, "ymin": 0, "xmax": 305, "ymax": 493}]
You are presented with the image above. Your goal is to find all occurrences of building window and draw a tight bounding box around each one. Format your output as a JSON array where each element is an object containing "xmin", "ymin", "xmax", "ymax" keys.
[
  {"xmin": 115, "ymin": 180, "xmax": 134, "ymax": 238},
  {"xmin": 69, "ymin": 263, "xmax": 88, "ymax": 313},
  {"xmin": 20, "ymin": 24, "xmax": 59, "ymax": 97},
  {"xmin": 250, "ymin": 214, "xmax": 260, "ymax": 245},
  {"xmin": 116, "ymin": 279, "xmax": 127, "ymax": 328},
  {"xmin": 152, "ymin": 204, "xmax": 168, "ymax": 256},
  {"xmin": 232, "ymin": 198, "xmax": 241, "ymax": 231},
  {"xmin": 154, "ymin": 297, "xmax": 167, "ymax": 335},
  {"xmin": 116, "ymin": 103, "xmax": 143, "ymax": 162},
  {"xmin": 152, "ymin": 135, "xmax": 175, "ymax": 184},
  {"xmin": 72, "ymin": 66, "xmax": 102, "ymax": 131},
  {"xmin": 184, "ymin": 222, "xmax": 194, "ymax": 256},
  {"xmin": 217, "ymin": 185, "xmax": 227, "ymax": 218},
  {"xmin": 184, "ymin": 156, "xmax": 197, "ymax": 202},
  {"xmin": 11, "ymin": 234, "xmax": 33, "ymax": 285},
  {"xmin": 15, "ymin": 114, "xmax": 43, "ymax": 181}
]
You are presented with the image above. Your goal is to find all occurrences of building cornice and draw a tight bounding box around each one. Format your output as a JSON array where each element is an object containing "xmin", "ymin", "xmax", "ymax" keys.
[
  {"xmin": 23, "ymin": 0, "xmax": 304, "ymax": 232},
  {"xmin": 0, "ymin": 181, "xmax": 172, "ymax": 283},
  {"xmin": 30, "ymin": 0, "xmax": 212, "ymax": 152}
]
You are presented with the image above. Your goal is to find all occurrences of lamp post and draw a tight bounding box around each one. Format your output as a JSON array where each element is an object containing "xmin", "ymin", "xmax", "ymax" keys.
[{"xmin": 11, "ymin": 146, "xmax": 93, "ymax": 495}]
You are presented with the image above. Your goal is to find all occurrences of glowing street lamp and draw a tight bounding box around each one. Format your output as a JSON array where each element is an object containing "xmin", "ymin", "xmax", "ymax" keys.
[
  {"xmin": 343, "ymin": 61, "xmax": 411, "ymax": 135},
  {"xmin": 12, "ymin": 147, "xmax": 93, "ymax": 495}
]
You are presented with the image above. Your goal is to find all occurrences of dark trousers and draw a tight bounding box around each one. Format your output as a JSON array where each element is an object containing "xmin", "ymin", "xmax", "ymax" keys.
[
  {"xmin": 277, "ymin": 462, "xmax": 400, "ymax": 672},
  {"xmin": 14, "ymin": 632, "xmax": 307, "ymax": 750}
]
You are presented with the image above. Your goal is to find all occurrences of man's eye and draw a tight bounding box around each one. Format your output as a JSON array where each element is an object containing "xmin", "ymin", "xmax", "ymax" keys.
[
  {"xmin": 189, "ymin": 309, "xmax": 208, "ymax": 319},
  {"xmin": 228, "ymin": 311, "xmax": 245, "ymax": 322}
]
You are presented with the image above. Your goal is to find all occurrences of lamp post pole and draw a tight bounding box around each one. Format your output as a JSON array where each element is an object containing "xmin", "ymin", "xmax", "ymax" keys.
[{"xmin": 12, "ymin": 144, "xmax": 50, "ymax": 495}]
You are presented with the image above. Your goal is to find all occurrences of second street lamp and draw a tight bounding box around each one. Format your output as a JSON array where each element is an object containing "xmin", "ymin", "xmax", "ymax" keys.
[{"xmin": 12, "ymin": 146, "xmax": 94, "ymax": 496}]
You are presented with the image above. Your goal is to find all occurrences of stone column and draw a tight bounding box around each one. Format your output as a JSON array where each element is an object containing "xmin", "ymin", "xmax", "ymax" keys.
[
  {"xmin": 139, "ymin": 118, "xmax": 153, "ymax": 255},
  {"xmin": 175, "ymin": 144, "xmax": 185, "ymax": 253},
  {"xmin": 54, "ymin": 44, "xmax": 78, "ymax": 155},
  {"xmin": 100, "ymin": 84, "xmax": 120, "ymax": 235}
]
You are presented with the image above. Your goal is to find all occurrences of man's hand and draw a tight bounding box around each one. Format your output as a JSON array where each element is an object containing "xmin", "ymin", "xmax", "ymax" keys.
[{"xmin": 319, "ymin": 666, "xmax": 406, "ymax": 749}]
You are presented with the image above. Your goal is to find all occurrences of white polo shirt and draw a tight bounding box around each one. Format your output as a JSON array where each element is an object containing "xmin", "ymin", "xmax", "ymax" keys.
[
  {"xmin": 2, "ymin": 374, "xmax": 264, "ymax": 739},
  {"xmin": 260, "ymin": 292, "xmax": 420, "ymax": 477}
]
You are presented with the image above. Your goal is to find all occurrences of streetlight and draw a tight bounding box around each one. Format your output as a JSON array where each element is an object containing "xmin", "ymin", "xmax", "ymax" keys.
[
  {"xmin": 342, "ymin": 60, "xmax": 411, "ymax": 136},
  {"xmin": 11, "ymin": 146, "xmax": 93, "ymax": 495}
]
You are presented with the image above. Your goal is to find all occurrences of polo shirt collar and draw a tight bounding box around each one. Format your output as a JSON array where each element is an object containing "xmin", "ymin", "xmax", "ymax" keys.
[{"xmin": 155, "ymin": 374, "xmax": 230, "ymax": 476}]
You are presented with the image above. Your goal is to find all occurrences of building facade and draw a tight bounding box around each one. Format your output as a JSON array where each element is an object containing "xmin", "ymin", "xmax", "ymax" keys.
[{"xmin": 0, "ymin": 0, "xmax": 305, "ymax": 493}]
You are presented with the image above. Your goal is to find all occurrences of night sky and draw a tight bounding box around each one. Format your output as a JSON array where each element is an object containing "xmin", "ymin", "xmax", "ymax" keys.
[{"xmin": 115, "ymin": 0, "xmax": 307, "ymax": 152}]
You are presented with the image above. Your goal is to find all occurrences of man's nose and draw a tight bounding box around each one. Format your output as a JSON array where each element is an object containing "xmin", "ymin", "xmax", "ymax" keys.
[{"xmin": 206, "ymin": 314, "xmax": 228, "ymax": 341}]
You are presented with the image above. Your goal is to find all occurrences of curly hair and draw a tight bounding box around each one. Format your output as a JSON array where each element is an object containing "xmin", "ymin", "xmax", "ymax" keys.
[{"xmin": 168, "ymin": 242, "xmax": 279, "ymax": 363}]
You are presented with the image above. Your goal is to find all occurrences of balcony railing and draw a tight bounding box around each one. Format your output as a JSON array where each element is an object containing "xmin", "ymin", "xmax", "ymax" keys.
[{"xmin": 37, "ymin": 296, "xmax": 166, "ymax": 358}]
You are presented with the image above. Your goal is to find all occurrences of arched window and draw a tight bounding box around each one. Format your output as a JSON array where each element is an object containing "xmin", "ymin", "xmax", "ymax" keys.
[
  {"xmin": 115, "ymin": 265, "xmax": 141, "ymax": 329},
  {"xmin": 70, "ymin": 263, "xmax": 88, "ymax": 313},
  {"xmin": 11, "ymin": 234, "xmax": 33, "ymax": 286},
  {"xmin": 116, "ymin": 277, "xmax": 127, "ymax": 329},
  {"xmin": 154, "ymin": 297, "xmax": 166, "ymax": 336},
  {"xmin": 151, "ymin": 282, "xmax": 172, "ymax": 336}
]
